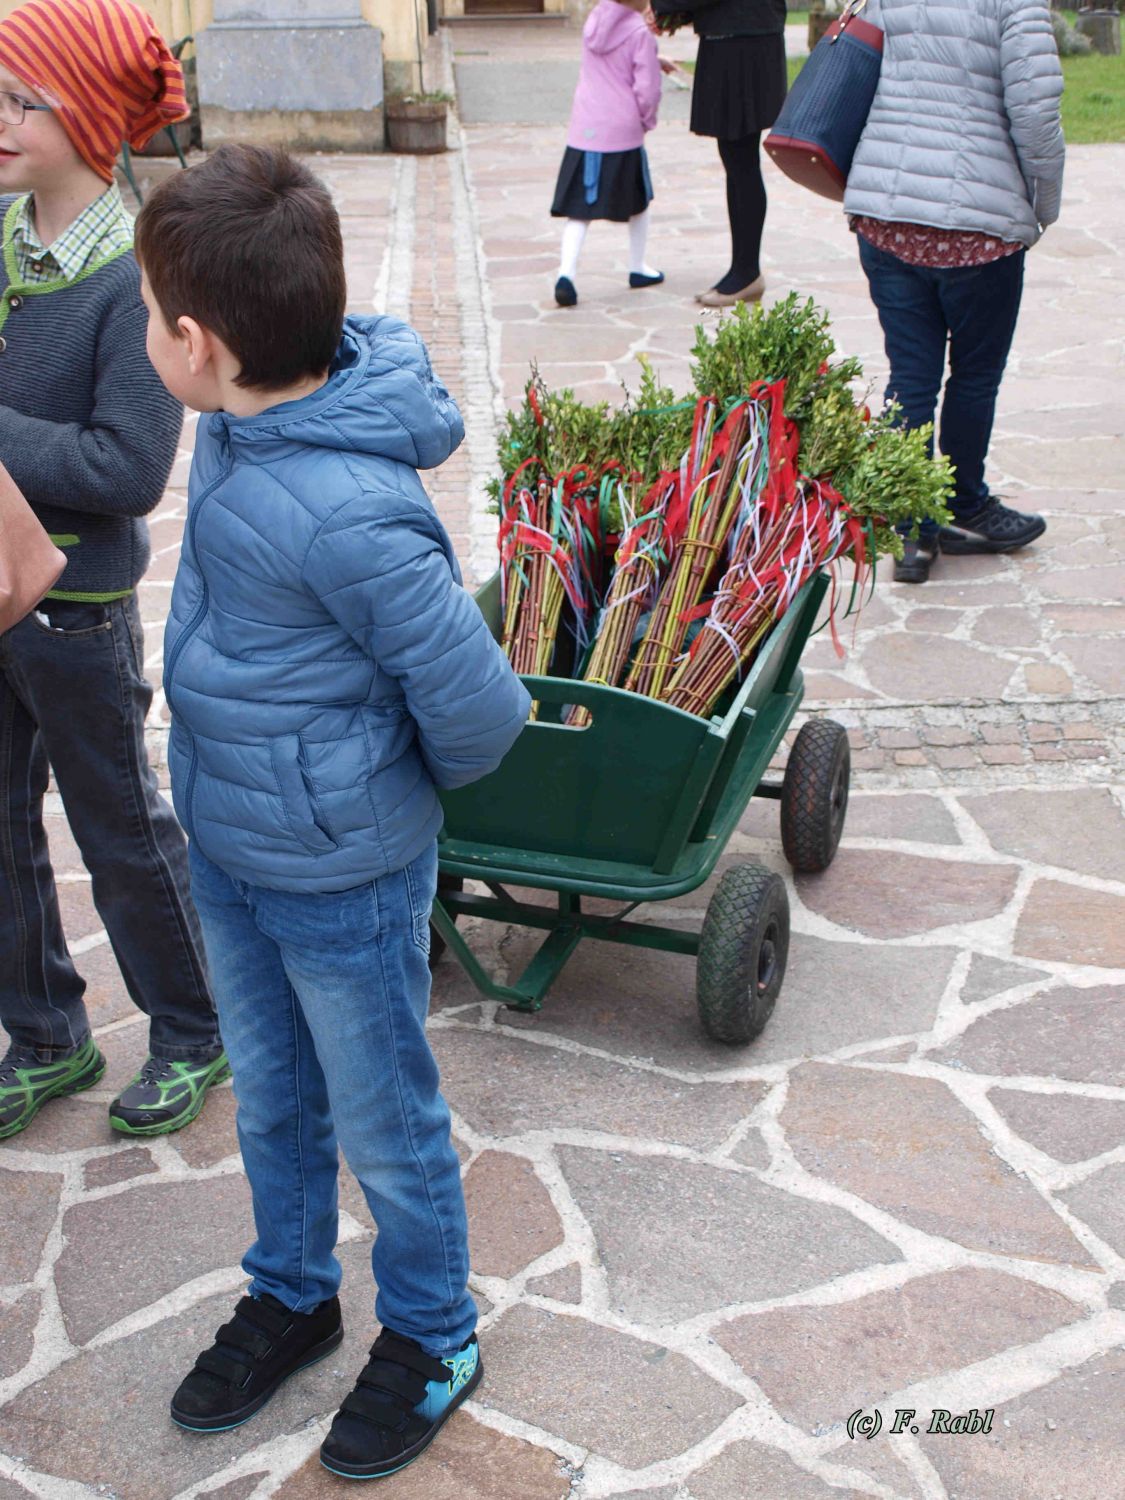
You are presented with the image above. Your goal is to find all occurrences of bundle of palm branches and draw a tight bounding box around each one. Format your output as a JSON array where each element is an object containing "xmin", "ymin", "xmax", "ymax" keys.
[
  {"xmin": 625, "ymin": 399, "xmax": 764, "ymax": 701},
  {"xmin": 498, "ymin": 465, "xmax": 602, "ymax": 706},
  {"xmin": 565, "ymin": 470, "xmax": 680, "ymax": 726},
  {"xmin": 664, "ymin": 477, "xmax": 864, "ymax": 717}
]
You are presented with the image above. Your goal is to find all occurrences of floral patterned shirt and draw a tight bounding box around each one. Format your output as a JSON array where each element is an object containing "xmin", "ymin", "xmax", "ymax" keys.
[{"xmin": 850, "ymin": 216, "xmax": 1024, "ymax": 269}]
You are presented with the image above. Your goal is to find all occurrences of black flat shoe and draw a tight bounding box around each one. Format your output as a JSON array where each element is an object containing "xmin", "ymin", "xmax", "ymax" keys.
[
  {"xmin": 629, "ymin": 270, "xmax": 664, "ymax": 288},
  {"xmin": 171, "ymin": 1292, "xmax": 342, "ymax": 1432},
  {"xmin": 554, "ymin": 276, "xmax": 577, "ymax": 307}
]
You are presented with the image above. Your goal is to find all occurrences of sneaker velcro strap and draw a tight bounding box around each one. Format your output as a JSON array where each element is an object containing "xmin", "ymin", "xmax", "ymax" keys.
[
  {"xmin": 369, "ymin": 1334, "xmax": 448, "ymax": 1384},
  {"xmin": 356, "ymin": 1365, "xmax": 426, "ymax": 1406},
  {"xmin": 195, "ymin": 1346, "xmax": 255, "ymax": 1386},
  {"xmin": 341, "ymin": 1387, "xmax": 414, "ymax": 1433},
  {"xmin": 216, "ymin": 1321, "xmax": 273, "ymax": 1361},
  {"xmin": 236, "ymin": 1297, "xmax": 293, "ymax": 1338}
]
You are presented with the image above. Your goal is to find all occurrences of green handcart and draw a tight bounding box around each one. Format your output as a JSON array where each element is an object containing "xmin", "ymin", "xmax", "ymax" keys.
[{"xmin": 430, "ymin": 570, "xmax": 851, "ymax": 1045}]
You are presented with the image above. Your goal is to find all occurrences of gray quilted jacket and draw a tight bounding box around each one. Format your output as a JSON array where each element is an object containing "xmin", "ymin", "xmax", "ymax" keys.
[{"xmin": 844, "ymin": 0, "xmax": 1065, "ymax": 247}]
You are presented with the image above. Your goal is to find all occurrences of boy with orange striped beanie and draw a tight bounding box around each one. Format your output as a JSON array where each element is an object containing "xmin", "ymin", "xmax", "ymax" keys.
[{"xmin": 0, "ymin": 0, "xmax": 229, "ymax": 1146}]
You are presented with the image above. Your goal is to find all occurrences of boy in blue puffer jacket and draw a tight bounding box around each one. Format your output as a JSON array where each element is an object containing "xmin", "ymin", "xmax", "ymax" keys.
[{"xmin": 134, "ymin": 145, "xmax": 530, "ymax": 1480}]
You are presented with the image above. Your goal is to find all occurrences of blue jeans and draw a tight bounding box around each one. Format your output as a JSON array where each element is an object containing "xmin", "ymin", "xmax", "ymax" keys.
[
  {"xmin": 0, "ymin": 596, "xmax": 219, "ymax": 1061},
  {"xmin": 187, "ymin": 840, "xmax": 475, "ymax": 1358},
  {"xmin": 858, "ymin": 237, "xmax": 1026, "ymax": 537}
]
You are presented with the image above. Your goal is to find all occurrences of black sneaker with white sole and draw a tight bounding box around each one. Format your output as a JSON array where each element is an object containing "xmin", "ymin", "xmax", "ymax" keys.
[
  {"xmin": 171, "ymin": 1292, "xmax": 342, "ymax": 1433},
  {"xmin": 939, "ymin": 498, "xmax": 1046, "ymax": 554}
]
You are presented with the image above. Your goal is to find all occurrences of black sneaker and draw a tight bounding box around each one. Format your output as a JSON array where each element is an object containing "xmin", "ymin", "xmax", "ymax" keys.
[
  {"xmin": 554, "ymin": 275, "xmax": 577, "ymax": 308},
  {"xmin": 109, "ymin": 1051, "xmax": 231, "ymax": 1136},
  {"xmin": 320, "ymin": 1330, "xmax": 482, "ymax": 1480},
  {"xmin": 939, "ymin": 498, "xmax": 1047, "ymax": 554},
  {"xmin": 171, "ymin": 1292, "xmax": 343, "ymax": 1432},
  {"xmin": 0, "ymin": 1037, "xmax": 106, "ymax": 1140},
  {"xmin": 894, "ymin": 535, "xmax": 940, "ymax": 584}
]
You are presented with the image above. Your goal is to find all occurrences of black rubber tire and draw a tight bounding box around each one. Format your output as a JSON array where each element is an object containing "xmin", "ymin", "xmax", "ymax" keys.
[
  {"xmin": 780, "ymin": 718, "xmax": 850, "ymax": 874},
  {"xmin": 428, "ymin": 874, "xmax": 464, "ymax": 970},
  {"xmin": 697, "ymin": 862, "xmax": 790, "ymax": 1046}
]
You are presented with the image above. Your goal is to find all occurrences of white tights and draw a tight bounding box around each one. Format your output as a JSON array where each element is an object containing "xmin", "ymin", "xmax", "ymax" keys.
[
  {"xmin": 558, "ymin": 218, "xmax": 588, "ymax": 281},
  {"xmin": 558, "ymin": 209, "xmax": 658, "ymax": 281}
]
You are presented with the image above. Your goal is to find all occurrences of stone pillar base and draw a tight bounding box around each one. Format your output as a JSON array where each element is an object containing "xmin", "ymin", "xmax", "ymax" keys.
[
  {"xmin": 201, "ymin": 104, "xmax": 385, "ymax": 153},
  {"xmin": 1076, "ymin": 10, "xmax": 1121, "ymax": 54},
  {"xmin": 198, "ymin": 19, "xmax": 385, "ymax": 153}
]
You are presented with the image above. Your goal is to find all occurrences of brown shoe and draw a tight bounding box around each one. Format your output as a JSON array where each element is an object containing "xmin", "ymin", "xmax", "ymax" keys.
[{"xmin": 696, "ymin": 275, "xmax": 766, "ymax": 308}]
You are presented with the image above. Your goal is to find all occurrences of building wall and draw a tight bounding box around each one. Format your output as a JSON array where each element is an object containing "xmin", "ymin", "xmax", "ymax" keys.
[
  {"xmin": 365, "ymin": 0, "xmax": 429, "ymax": 95},
  {"xmin": 0, "ymin": 0, "xmax": 429, "ymax": 96},
  {"xmin": 0, "ymin": 0, "xmax": 196, "ymax": 42},
  {"xmin": 440, "ymin": 0, "xmax": 568, "ymax": 14}
]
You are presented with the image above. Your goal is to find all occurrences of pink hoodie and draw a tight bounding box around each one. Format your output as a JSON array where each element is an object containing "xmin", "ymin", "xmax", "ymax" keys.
[{"xmin": 566, "ymin": 0, "xmax": 662, "ymax": 154}]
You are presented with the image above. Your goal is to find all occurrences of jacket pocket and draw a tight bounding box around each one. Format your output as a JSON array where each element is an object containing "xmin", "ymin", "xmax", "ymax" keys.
[{"xmin": 270, "ymin": 733, "xmax": 338, "ymax": 854}]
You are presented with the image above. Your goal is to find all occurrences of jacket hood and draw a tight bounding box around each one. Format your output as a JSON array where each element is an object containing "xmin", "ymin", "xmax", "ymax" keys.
[
  {"xmin": 215, "ymin": 314, "xmax": 464, "ymax": 471},
  {"xmin": 584, "ymin": 0, "xmax": 645, "ymax": 54}
]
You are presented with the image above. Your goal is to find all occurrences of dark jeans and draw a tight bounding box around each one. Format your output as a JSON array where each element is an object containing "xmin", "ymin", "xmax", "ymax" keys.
[
  {"xmin": 858, "ymin": 237, "xmax": 1026, "ymax": 537},
  {"xmin": 0, "ymin": 595, "xmax": 220, "ymax": 1061}
]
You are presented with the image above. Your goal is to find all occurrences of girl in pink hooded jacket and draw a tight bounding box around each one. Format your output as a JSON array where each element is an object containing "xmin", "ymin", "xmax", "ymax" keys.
[{"xmin": 549, "ymin": 0, "xmax": 663, "ymax": 307}]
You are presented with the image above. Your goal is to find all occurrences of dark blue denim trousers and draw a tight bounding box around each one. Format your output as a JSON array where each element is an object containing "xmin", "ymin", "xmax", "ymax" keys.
[
  {"xmin": 858, "ymin": 237, "xmax": 1026, "ymax": 537},
  {"xmin": 0, "ymin": 596, "xmax": 219, "ymax": 1060},
  {"xmin": 187, "ymin": 840, "xmax": 476, "ymax": 1358}
]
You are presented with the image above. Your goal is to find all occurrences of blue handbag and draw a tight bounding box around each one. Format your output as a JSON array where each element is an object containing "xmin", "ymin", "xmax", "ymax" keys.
[{"xmin": 765, "ymin": 0, "xmax": 884, "ymax": 201}]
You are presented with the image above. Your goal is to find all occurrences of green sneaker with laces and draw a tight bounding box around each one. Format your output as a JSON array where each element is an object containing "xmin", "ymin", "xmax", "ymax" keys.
[
  {"xmin": 109, "ymin": 1052, "xmax": 231, "ymax": 1136},
  {"xmin": 0, "ymin": 1037, "xmax": 107, "ymax": 1140}
]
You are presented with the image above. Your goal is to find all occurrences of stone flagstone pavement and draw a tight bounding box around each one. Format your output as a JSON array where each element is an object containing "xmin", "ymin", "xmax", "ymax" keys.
[{"xmin": 1, "ymin": 23, "xmax": 1123, "ymax": 1500}]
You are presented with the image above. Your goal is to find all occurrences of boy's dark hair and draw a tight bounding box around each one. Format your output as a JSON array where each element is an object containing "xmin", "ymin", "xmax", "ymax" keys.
[{"xmin": 135, "ymin": 144, "xmax": 346, "ymax": 391}]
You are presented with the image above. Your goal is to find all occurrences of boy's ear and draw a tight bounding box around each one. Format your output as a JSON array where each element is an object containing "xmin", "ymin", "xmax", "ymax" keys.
[{"xmin": 178, "ymin": 316, "xmax": 216, "ymax": 377}]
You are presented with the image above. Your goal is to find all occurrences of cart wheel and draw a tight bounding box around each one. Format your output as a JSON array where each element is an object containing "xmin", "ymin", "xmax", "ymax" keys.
[
  {"xmin": 781, "ymin": 718, "xmax": 850, "ymax": 874},
  {"xmin": 697, "ymin": 862, "xmax": 789, "ymax": 1046},
  {"xmin": 429, "ymin": 874, "xmax": 464, "ymax": 970}
]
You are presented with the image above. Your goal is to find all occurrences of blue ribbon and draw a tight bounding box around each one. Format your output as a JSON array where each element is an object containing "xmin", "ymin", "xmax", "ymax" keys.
[{"xmin": 583, "ymin": 151, "xmax": 603, "ymax": 206}]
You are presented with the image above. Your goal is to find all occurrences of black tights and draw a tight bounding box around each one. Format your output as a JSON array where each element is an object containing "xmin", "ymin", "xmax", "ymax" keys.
[{"xmin": 716, "ymin": 134, "xmax": 767, "ymax": 294}]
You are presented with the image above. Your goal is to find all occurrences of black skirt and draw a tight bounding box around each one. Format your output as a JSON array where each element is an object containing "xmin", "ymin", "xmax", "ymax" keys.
[
  {"xmin": 690, "ymin": 33, "xmax": 788, "ymax": 140},
  {"xmin": 550, "ymin": 146, "xmax": 654, "ymax": 223}
]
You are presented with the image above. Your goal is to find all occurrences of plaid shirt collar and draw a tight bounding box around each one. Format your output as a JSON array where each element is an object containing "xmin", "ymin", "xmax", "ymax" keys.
[{"xmin": 10, "ymin": 182, "xmax": 133, "ymax": 286}]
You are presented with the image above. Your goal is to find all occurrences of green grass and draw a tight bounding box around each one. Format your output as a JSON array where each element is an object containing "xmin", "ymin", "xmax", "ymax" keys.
[
  {"xmin": 1060, "ymin": 52, "xmax": 1125, "ymax": 143},
  {"xmin": 780, "ymin": 47, "xmax": 1123, "ymax": 144}
]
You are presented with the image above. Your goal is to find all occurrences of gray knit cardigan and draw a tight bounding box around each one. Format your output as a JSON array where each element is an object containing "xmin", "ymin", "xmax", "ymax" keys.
[
  {"xmin": 843, "ymin": 0, "xmax": 1065, "ymax": 248},
  {"xmin": 0, "ymin": 196, "xmax": 184, "ymax": 601}
]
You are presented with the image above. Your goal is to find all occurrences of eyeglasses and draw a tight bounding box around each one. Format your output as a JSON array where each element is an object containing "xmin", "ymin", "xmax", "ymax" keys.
[{"xmin": 0, "ymin": 91, "xmax": 52, "ymax": 127}]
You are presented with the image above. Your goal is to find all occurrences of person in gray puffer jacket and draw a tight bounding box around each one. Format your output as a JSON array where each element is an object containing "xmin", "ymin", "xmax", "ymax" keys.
[{"xmin": 844, "ymin": 0, "xmax": 1064, "ymax": 583}]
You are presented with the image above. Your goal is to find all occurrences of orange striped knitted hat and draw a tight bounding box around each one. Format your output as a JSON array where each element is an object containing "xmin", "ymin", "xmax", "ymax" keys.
[{"xmin": 0, "ymin": 0, "xmax": 187, "ymax": 182}]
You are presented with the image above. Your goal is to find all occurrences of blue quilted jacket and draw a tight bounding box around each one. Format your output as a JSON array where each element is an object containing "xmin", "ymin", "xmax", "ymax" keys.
[{"xmin": 164, "ymin": 314, "xmax": 531, "ymax": 893}]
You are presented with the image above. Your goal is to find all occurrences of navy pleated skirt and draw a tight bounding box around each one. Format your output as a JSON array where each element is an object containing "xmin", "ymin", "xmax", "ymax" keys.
[
  {"xmin": 550, "ymin": 145, "xmax": 654, "ymax": 222},
  {"xmin": 691, "ymin": 34, "xmax": 788, "ymax": 140}
]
